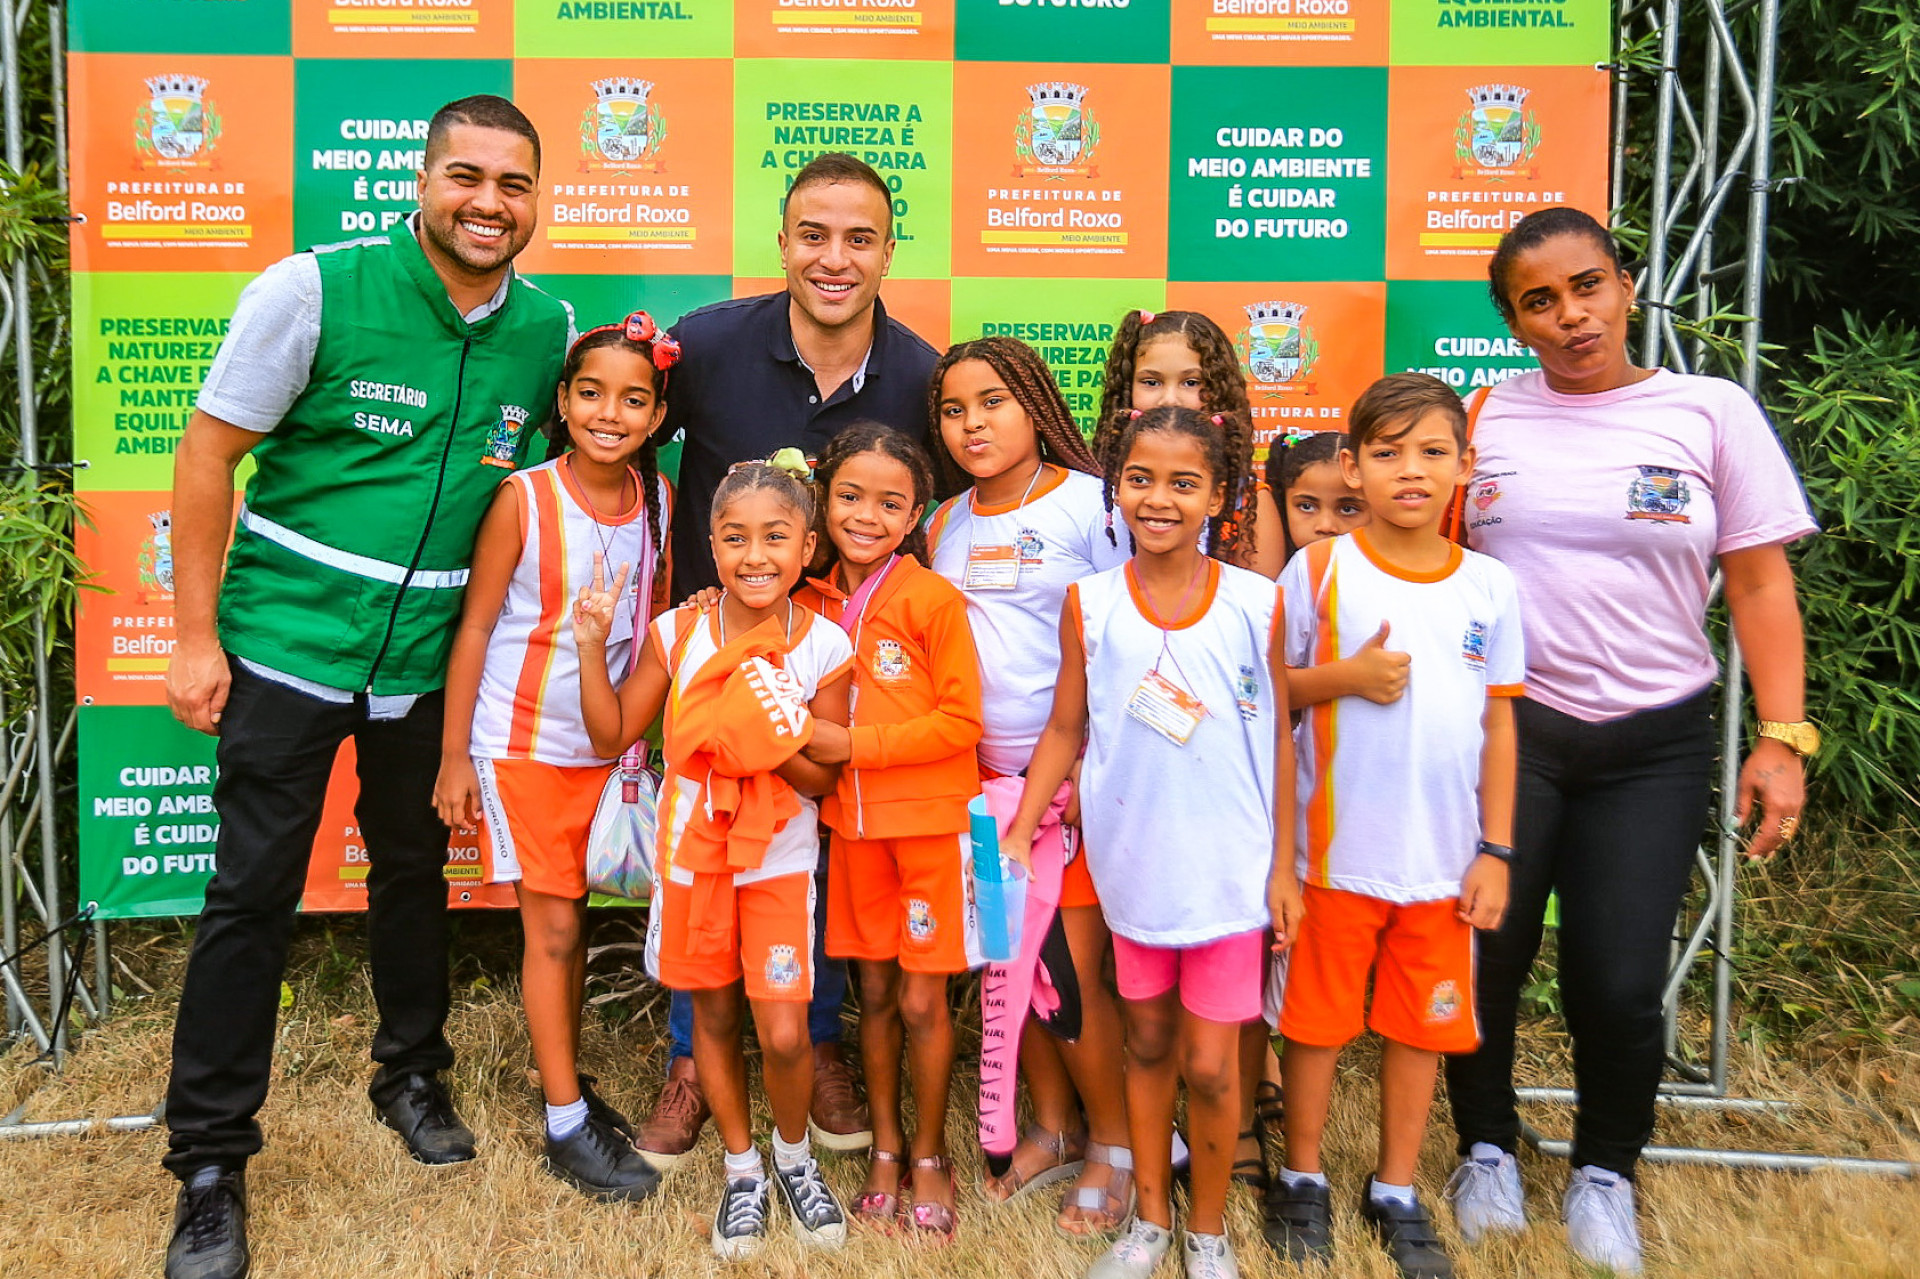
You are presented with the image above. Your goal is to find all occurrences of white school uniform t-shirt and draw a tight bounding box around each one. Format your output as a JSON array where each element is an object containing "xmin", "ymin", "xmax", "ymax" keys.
[
  {"xmin": 1280, "ymin": 531, "xmax": 1526, "ymax": 904},
  {"xmin": 647, "ymin": 605, "xmax": 854, "ymax": 885},
  {"xmin": 1075, "ymin": 560, "xmax": 1279, "ymax": 947},
  {"xmin": 925, "ymin": 466, "xmax": 1129, "ymax": 776},
  {"xmin": 1466, "ymin": 369, "xmax": 1816, "ymax": 722}
]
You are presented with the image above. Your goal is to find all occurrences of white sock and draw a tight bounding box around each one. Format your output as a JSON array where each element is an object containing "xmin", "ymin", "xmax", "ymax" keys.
[
  {"xmin": 1470, "ymin": 1142, "xmax": 1507, "ymax": 1164},
  {"xmin": 1370, "ymin": 1177, "xmax": 1417, "ymax": 1207},
  {"xmin": 1280, "ymin": 1166, "xmax": 1330, "ymax": 1189},
  {"xmin": 1171, "ymin": 1129, "xmax": 1191, "ymax": 1166},
  {"xmin": 772, "ymin": 1129, "xmax": 812, "ymax": 1172},
  {"xmin": 724, "ymin": 1146, "xmax": 765, "ymax": 1182},
  {"xmin": 545, "ymin": 1098, "xmax": 589, "ymax": 1140}
]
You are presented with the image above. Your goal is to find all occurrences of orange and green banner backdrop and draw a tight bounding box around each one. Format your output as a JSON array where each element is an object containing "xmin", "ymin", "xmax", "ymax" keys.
[{"xmin": 69, "ymin": 0, "xmax": 1612, "ymax": 917}]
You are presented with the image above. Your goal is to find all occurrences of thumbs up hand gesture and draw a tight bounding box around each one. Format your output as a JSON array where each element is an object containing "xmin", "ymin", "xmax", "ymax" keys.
[{"xmin": 1352, "ymin": 620, "xmax": 1411, "ymax": 705}]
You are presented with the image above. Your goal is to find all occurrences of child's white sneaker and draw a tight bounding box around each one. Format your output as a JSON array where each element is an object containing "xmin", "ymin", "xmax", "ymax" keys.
[
  {"xmin": 1444, "ymin": 1147, "xmax": 1527, "ymax": 1243},
  {"xmin": 1562, "ymin": 1165, "xmax": 1643, "ymax": 1274},
  {"xmin": 711, "ymin": 1174, "xmax": 771, "ymax": 1259},
  {"xmin": 1087, "ymin": 1218, "xmax": 1172, "ymax": 1279},
  {"xmin": 1182, "ymin": 1229, "xmax": 1240, "ymax": 1279}
]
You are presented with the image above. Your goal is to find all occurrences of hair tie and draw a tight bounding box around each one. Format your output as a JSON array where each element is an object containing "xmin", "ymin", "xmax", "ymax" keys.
[
  {"xmin": 1128, "ymin": 408, "xmax": 1143, "ymax": 420},
  {"xmin": 571, "ymin": 309, "xmax": 681, "ymax": 375},
  {"xmin": 767, "ymin": 446, "xmax": 813, "ymax": 483},
  {"xmin": 1137, "ymin": 310, "xmax": 1156, "ymax": 325},
  {"xmin": 1210, "ymin": 413, "xmax": 1224, "ymax": 426}
]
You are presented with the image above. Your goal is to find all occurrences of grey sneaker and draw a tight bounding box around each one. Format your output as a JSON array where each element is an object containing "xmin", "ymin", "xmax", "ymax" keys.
[
  {"xmin": 1445, "ymin": 1150, "xmax": 1527, "ymax": 1243},
  {"xmin": 1088, "ymin": 1218, "xmax": 1173, "ymax": 1279},
  {"xmin": 1182, "ymin": 1230, "xmax": 1240, "ymax": 1279},
  {"xmin": 1562, "ymin": 1166, "xmax": 1643, "ymax": 1274},
  {"xmin": 711, "ymin": 1174, "xmax": 772, "ymax": 1260},
  {"xmin": 772, "ymin": 1153, "xmax": 848, "ymax": 1249}
]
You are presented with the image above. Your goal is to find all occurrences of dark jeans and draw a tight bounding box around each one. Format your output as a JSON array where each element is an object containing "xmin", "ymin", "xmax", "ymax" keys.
[
  {"xmin": 666, "ymin": 852, "xmax": 847, "ymax": 1062},
  {"xmin": 163, "ymin": 665, "xmax": 456, "ymax": 1178},
  {"xmin": 1444, "ymin": 688, "xmax": 1715, "ymax": 1179}
]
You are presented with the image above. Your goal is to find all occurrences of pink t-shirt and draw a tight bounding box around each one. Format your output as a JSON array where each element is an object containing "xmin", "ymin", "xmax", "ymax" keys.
[{"xmin": 1465, "ymin": 369, "xmax": 1816, "ymax": 723}]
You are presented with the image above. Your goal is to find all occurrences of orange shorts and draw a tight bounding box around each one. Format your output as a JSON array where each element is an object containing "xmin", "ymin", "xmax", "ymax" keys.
[
  {"xmin": 473, "ymin": 757, "xmax": 614, "ymax": 899},
  {"xmin": 1060, "ymin": 846, "xmax": 1101, "ymax": 909},
  {"xmin": 649, "ymin": 869, "xmax": 815, "ymax": 1002},
  {"xmin": 1278, "ymin": 885, "xmax": 1479, "ymax": 1054},
  {"xmin": 826, "ymin": 831, "xmax": 977, "ymax": 973}
]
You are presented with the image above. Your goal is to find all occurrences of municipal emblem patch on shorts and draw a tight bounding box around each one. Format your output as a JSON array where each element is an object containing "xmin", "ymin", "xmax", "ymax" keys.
[
  {"xmin": 874, "ymin": 639, "xmax": 910, "ymax": 683},
  {"xmin": 765, "ymin": 944, "xmax": 801, "ymax": 991},
  {"xmin": 907, "ymin": 897, "xmax": 936, "ymax": 942},
  {"xmin": 1427, "ymin": 979, "xmax": 1461, "ymax": 1023},
  {"xmin": 1235, "ymin": 664, "xmax": 1260, "ymax": 721},
  {"xmin": 1625, "ymin": 464, "xmax": 1692, "ymax": 523},
  {"xmin": 1462, "ymin": 621, "xmax": 1489, "ymax": 668}
]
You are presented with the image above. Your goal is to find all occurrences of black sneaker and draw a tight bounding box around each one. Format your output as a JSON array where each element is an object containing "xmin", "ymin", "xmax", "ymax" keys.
[
  {"xmin": 771, "ymin": 1153, "xmax": 848, "ymax": 1249},
  {"xmin": 711, "ymin": 1174, "xmax": 772, "ymax": 1259},
  {"xmin": 164, "ymin": 1169, "xmax": 249, "ymax": 1279},
  {"xmin": 1360, "ymin": 1182, "xmax": 1455, "ymax": 1279},
  {"xmin": 576, "ymin": 1073, "xmax": 636, "ymax": 1142},
  {"xmin": 373, "ymin": 1071, "xmax": 476, "ymax": 1165},
  {"xmin": 1262, "ymin": 1176, "xmax": 1334, "ymax": 1264},
  {"xmin": 545, "ymin": 1113, "xmax": 662, "ymax": 1202}
]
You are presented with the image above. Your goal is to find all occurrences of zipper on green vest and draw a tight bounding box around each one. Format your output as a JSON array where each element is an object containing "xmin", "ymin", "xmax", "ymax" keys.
[{"xmin": 365, "ymin": 334, "xmax": 473, "ymax": 692}]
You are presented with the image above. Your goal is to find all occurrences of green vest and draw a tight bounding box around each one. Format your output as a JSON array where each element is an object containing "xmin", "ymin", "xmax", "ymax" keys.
[{"xmin": 217, "ymin": 227, "xmax": 570, "ymax": 695}]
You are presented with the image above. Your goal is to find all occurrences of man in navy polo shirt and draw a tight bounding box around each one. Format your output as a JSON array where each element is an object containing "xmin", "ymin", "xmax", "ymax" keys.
[{"xmin": 636, "ymin": 153, "xmax": 939, "ymax": 1167}]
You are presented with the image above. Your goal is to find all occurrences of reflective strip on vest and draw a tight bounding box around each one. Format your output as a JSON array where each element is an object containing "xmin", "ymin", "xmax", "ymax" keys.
[{"xmin": 237, "ymin": 506, "xmax": 471, "ymax": 590}]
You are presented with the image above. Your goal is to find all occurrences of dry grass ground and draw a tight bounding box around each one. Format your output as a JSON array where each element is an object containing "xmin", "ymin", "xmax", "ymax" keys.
[{"xmin": 1, "ymin": 884, "xmax": 1915, "ymax": 1279}]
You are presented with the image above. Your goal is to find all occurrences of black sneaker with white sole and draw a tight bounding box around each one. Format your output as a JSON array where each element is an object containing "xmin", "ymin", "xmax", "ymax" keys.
[
  {"xmin": 164, "ymin": 1169, "xmax": 249, "ymax": 1279},
  {"xmin": 1360, "ymin": 1183, "xmax": 1455, "ymax": 1279},
  {"xmin": 544, "ymin": 1113, "xmax": 662, "ymax": 1202},
  {"xmin": 772, "ymin": 1154, "xmax": 848, "ymax": 1249},
  {"xmin": 711, "ymin": 1174, "xmax": 772, "ymax": 1259},
  {"xmin": 1262, "ymin": 1177, "xmax": 1334, "ymax": 1264}
]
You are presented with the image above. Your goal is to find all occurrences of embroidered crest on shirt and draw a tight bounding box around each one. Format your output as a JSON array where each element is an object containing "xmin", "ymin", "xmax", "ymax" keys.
[
  {"xmin": 1461, "ymin": 621, "xmax": 1489, "ymax": 668},
  {"xmin": 1016, "ymin": 528, "xmax": 1045, "ymax": 567},
  {"xmin": 874, "ymin": 639, "xmax": 910, "ymax": 683},
  {"xmin": 1235, "ymin": 664, "xmax": 1261, "ymax": 721},
  {"xmin": 1427, "ymin": 979, "xmax": 1461, "ymax": 1023},
  {"xmin": 907, "ymin": 898, "xmax": 936, "ymax": 942},
  {"xmin": 1625, "ymin": 465, "xmax": 1692, "ymax": 523},
  {"xmin": 481, "ymin": 405, "xmax": 530, "ymax": 468},
  {"xmin": 765, "ymin": 944, "xmax": 801, "ymax": 990}
]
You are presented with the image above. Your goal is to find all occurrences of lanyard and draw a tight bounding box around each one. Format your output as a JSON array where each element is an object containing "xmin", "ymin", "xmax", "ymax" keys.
[
  {"xmin": 966, "ymin": 461, "xmax": 1044, "ymax": 554},
  {"xmin": 1126, "ymin": 557, "xmax": 1207, "ymax": 690},
  {"xmin": 838, "ymin": 553, "xmax": 898, "ymax": 642},
  {"xmin": 718, "ymin": 593, "xmax": 793, "ymax": 646}
]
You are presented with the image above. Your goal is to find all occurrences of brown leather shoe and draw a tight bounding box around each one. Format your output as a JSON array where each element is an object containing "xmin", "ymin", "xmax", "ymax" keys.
[
  {"xmin": 808, "ymin": 1041, "xmax": 872, "ymax": 1152},
  {"xmin": 634, "ymin": 1056, "xmax": 709, "ymax": 1170}
]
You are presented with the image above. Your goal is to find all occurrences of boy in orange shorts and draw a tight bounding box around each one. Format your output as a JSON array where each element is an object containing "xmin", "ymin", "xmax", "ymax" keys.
[{"xmin": 1266, "ymin": 374, "xmax": 1525, "ymax": 1279}]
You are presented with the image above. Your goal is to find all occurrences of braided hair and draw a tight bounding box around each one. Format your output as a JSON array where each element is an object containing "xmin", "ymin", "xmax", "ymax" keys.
[
  {"xmin": 810, "ymin": 420, "xmax": 937, "ymax": 577},
  {"xmin": 1100, "ymin": 406, "xmax": 1245, "ymax": 561},
  {"xmin": 927, "ymin": 336, "xmax": 1100, "ymax": 498},
  {"xmin": 710, "ymin": 455, "xmax": 817, "ymax": 531},
  {"xmin": 545, "ymin": 315, "xmax": 676, "ymax": 591},
  {"xmin": 1094, "ymin": 309, "xmax": 1259, "ymax": 558}
]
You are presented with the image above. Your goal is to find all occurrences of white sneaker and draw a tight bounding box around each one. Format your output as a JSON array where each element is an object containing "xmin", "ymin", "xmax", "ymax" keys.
[
  {"xmin": 1445, "ymin": 1149, "xmax": 1527, "ymax": 1243},
  {"xmin": 1562, "ymin": 1166, "xmax": 1643, "ymax": 1274},
  {"xmin": 1088, "ymin": 1219, "xmax": 1173, "ymax": 1279},
  {"xmin": 1182, "ymin": 1230, "xmax": 1240, "ymax": 1279}
]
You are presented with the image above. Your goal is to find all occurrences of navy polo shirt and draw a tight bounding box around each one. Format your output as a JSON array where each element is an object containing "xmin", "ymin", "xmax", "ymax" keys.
[{"xmin": 662, "ymin": 291, "xmax": 940, "ymax": 596}]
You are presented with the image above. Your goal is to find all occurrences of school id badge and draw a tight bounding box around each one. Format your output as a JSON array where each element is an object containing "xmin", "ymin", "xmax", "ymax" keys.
[
  {"xmin": 1125, "ymin": 669, "xmax": 1208, "ymax": 747},
  {"xmin": 964, "ymin": 543, "xmax": 1021, "ymax": 591}
]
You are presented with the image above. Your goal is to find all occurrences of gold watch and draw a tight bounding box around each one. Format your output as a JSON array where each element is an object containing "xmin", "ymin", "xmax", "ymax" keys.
[{"xmin": 1756, "ymin": 720, "xmax": 1821, "ymax": 758}]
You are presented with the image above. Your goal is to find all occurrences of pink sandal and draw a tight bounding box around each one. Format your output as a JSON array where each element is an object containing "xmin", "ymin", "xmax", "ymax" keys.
[
  {"xmin": 1055, "ymin": 1140, "xmax": 1137, "ymax": 1240},
  {"xmin": 908, "ymin": 1153, "xmax": 958, "ymax": 1244},
  {"xmin": 853, "ymin": 1149, "xmax": 905, "ymax": 1232}
]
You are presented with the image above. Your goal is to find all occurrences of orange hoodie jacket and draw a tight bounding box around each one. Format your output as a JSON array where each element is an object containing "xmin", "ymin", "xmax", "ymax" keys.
[{"xmin": 798, "ymin": 555, "xmax": 984, "ymax": 840}]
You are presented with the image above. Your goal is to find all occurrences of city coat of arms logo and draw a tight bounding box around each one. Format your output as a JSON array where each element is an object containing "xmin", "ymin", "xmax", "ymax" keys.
[
  {"xmin": 1015, "ymin": 82, "xmax": 1100, "ymax": 179},
  {"xmin": 1454, "ymin": 84, "xmax": 1541, "ymax": 181},
  {"xmin": 135, "ymin": 75, "xmax": 220, "ymax": 169},
  {"xmin": 1625, "ymin": 465, "xmax": 1692, "ymax": 523},
  {"xmin": 481, "ymin": 405, "xmax": 531, "ymax": 469},
  {"xmin": 579, "ymin": 78, "xmax": 666, "ymax": 172},
  {"xmin": 139, "ymin": 509, "xmax": 175, "ymax": 602},
  {"xmin": 1238, "ymin": 301, "xmax": 1319, "ymax": 398}
]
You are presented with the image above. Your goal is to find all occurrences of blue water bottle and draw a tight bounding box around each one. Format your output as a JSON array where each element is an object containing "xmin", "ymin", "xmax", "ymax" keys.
[{"xmin": 969, "ymin": 795, "xmax": 1027, "ymax": 962}]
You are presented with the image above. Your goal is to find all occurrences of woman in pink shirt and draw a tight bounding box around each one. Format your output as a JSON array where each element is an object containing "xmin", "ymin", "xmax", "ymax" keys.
[{"xmin": 1439, "ymin": 208, "xmax": 1817, "ymax": 1275}]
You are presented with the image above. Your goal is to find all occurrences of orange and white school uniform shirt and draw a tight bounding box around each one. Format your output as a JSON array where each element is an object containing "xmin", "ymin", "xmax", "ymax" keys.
[
  {"xmin": 925, "ymin": 465, "xmax": 1129, "ymax": 776},
  {"xmin": 1279, "ymin": 530, "xmax": 1526, "ymax": 903},
  {"xmin": 648, "ymin": 604, "xmax": 854, "ymax": 888}
]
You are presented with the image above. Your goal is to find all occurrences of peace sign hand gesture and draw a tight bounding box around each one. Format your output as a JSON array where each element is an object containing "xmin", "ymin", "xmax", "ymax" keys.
[{"xmin": 573, "ymin": 550, "xmax": 631, "ymax": 650}]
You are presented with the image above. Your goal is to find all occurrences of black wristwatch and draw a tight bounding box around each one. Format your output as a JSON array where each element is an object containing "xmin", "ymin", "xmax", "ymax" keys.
[{"xmin": 1476, "ymin": 840, "xmax": 1515, "ymax": 865}]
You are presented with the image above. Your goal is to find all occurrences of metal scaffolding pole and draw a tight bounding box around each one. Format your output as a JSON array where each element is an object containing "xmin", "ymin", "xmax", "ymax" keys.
[{"xmin": 1516, "ymin": 0, "xmax": 1915, "ymax": 1179}]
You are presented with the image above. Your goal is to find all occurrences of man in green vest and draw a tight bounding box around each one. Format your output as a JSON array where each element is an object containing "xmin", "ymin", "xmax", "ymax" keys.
[{"xmin": 159, "ymin": 96, "xmax": 572, "ymax": 1279}]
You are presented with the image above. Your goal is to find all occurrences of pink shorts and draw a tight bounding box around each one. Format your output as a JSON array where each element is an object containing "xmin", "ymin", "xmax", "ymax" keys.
[{"xmin": 1111, "ymin": 928, "xmax": 1266, "ymax": 1024}]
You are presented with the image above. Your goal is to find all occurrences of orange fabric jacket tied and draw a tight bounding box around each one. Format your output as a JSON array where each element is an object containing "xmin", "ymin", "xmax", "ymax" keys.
[{"xmin": 798, "ymin": 555, "xmax": 984, "ymax": 840}]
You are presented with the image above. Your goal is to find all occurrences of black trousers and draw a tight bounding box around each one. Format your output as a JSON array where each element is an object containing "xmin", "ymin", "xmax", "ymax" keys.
[
  {"xmin": 1444, "ymin": 688, "xmax": 1715, "ymax": 1179},
  {"xmin": 163, "ymin": 664, "xmax": 456, "ymax": 1178}
]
